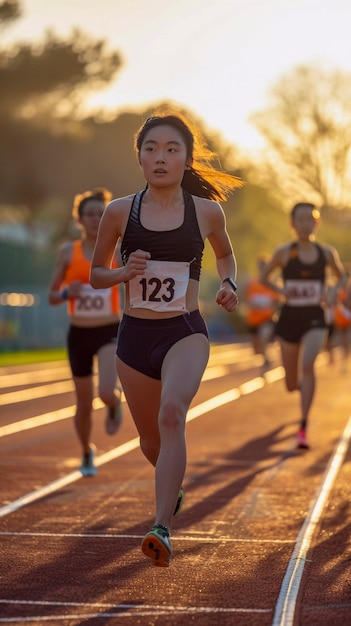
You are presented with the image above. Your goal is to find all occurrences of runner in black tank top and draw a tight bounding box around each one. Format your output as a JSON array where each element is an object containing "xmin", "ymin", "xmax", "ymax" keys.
[
  {"xmin": 260, "ymin": 202, "xmax": 345, "ymax": 450},
  {"xmin": 90, "ymin": 112, "xmax": 242, "ymax": 567},
  {"xmin": 276, "ymin": 241, "xmax": 327, "ymax": 343}
]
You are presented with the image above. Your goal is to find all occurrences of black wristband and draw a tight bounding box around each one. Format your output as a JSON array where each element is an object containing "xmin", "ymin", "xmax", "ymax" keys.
[
  {"xmin": 61, "ymin": 287, "xmax": 69, "ymax": 300},
  {"xmin": 222, "ymin": 277, "xmax": 238, "ymax": 291}
]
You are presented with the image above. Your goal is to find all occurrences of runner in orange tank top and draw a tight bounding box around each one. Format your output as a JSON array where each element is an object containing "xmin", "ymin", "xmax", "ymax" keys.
[
  {"xmin": 244, "ymin": 255, "xmax": 280, "ymax": 374},
  {"xmin": 48, "ymin": 188, "xmax": 123, "ymax": 476}
]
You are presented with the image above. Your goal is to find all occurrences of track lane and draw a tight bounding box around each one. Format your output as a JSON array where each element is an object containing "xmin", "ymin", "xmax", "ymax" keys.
[{"xmin": 1, "ymin": 343, "xmax": 350, "ymax": 625}]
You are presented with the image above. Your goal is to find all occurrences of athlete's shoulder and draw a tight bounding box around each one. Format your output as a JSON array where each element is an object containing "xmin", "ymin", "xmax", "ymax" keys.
[
  {"xmin": 58, "ymin": 240, "xmax": 75, "ymax": 256},
  {"xmin": 318, "ymin": 241, "xmax": 342, "ymax": 265},
  {"xmin": 268, "ymin": 242, "xmax": 292, "ymax": 268},
  {"xmin": 55, "ymin": 240, "xmax": 74, "ymax": 267},
  {"xmin": 318, "ymin": 241, "xmax": 334, "ymax": 254},
  {"xmin": 192, "ymin": 194, "xmax": 221, "ymax": 207},
  {"xmin": 274, "ymin": 241, "xmax": 292, "ymax": 256},
  {"xmin": 106, "ymin": 193, "xmax": 136, "ymax": 212},
  {"xmin": 191, "ymin": 195, "xmax": 224, "ymax": 221}
]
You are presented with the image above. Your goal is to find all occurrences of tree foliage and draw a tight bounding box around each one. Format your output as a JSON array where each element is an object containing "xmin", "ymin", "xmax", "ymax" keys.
[
  {"xmin": 0, "ymin": 30, "xmax": 123, "ymax": 120},
  {"xmin": 1, "ymin": 3, "xmax": 350, "ymax": 282},
  {"xmin": 0, "ymin": 0, "xmax": 124, "ymax": 223},
  {"xmin": 0, "ymin": 0, "xmax": 21, "ymax": 29},
  {"xmin": 250, "ymin": 64, "xmax": 351, "ymax": 211}
]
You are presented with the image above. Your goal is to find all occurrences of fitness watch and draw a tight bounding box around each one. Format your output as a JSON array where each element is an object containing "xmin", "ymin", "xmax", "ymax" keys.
[{"xmin": 222, "ymin": 277, "xmax": 238, "ymax": 291}]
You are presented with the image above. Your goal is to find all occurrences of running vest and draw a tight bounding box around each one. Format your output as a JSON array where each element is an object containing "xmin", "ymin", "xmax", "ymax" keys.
[
  {"xmin": 245, "ymin": 278, "xmax": 278, "ymax": 327},
  {"xmin": 282, "ymin": 242, "xmax": 326, "ymax": 307},
  {"xmin": 64, "ymin": 240, "xmax": 120, "ymax": 317},
  {"xmin": 334, "ymin": 288, "xmax": 351, "ymax": 329},
  {"xmin": 121, "ymin": 188, "xmax": 204, "ymax": 281}
]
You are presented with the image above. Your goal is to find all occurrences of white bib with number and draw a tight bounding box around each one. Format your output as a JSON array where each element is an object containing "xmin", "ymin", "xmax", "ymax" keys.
[
  {"xmin": 249, "ymin": 294, "xmax": 274, "ymax": 309},
  {"xmin": 128, "ymin": 260, "xmax": 190, "ymax": 312},
  {"xmin": 285, "ymin": 279, "xmax": 322, "ymax": 307},
  {"xmin": 72, "ymin": 284, "xmax": 114, "ymax": 317}
]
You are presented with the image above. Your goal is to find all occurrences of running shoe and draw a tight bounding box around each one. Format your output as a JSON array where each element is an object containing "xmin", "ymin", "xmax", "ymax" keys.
[
  {"xmin": 297, "ymin": 429, "xmax": 310, "ymax": 449},
  {"xmin": 173, "ymin": 488, "xmax": 184, "ymax": 516},
  {"xmin": 105, "ymin": 390, "xmax": 123, "ymax": 435},
  {"xmin": 141, "ymin": 524, "xmax": 171, "ymax": 567},
  {"xmin": 79, "ymin": 444, "xmax": 97, "ymax": 477}
]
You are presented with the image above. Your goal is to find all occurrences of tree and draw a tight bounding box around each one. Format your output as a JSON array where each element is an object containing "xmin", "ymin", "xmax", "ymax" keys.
[
  {"xmin": 0, "ymin": 29, "xmax": 123, "ymax": 121},
  {"xmin": 250, "ymin": 64, "xmax": 351, "ymax": 211},
  {"xmin": 0, "ymin": 2, "xmax": 294, "ymax": 282},
  {"xmin": 0, "ymin": 1, "xmax": 124, "ymax": 227},
  {"xmin": 0, "ymin": 0, "xmax": 21, "ymax": 29}
]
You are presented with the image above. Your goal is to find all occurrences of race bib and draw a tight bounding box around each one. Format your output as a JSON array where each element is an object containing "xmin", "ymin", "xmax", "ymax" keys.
[
  {"xmin": 285, "ymin": 279, "xmax": 322, "ymax": 307},
  {"xmin": 128, "ymin": 260, "xmax": 190, "ymax": 312},
  {"xmin": 71, "ymin": 284, "xmax": 113, "ymax": 317},
  {"xmin": 249, "ymin": 294, "xmax": 274, "ymax": 309}
]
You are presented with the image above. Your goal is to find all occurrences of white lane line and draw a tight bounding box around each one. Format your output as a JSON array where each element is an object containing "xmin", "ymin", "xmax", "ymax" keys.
[
  {"xmin": 239, "ymin": 377, "xmax": 265, "ymax": 395},
  {"xmin": 0, "ymin": 437, "xmax": 140, "ymax": 518},
  {"xmin": 264, "ymin": 366, "xmax": 285, "ymax": 383},
  {"xmin": 0, "ymin": 530, "xmax": 294, "ymax": 543},
  {"xmin": 0, "ymin": 367, "xmax": 70, "ymax": 388},
  {"xmin": 0, "ymin": 397, "xmax": 105, "ymax": 438},
  {"xmin": 0, "ymin": 611, "xmax": 269, "ymax": 623},
  {"xmin": 0, "ymin": 362, "xmax": 246, "ymax": 437},
  {"xmin": 202, "ymin": 365, "xmax": 229, "ymax": 380},
  {"xmin": 272, "ymin": 415, "xmax": 351, "ymax": 626},
  {"xmin": 0, "ymin": 599, "xmax": 271, "ymax": 622},
  {"xmin": 0, "ymin": 381, "xmax": 76, "ymax": 405},
  {"xmin": 0, "ymin": 365, "xmax": 231, "ymax": 405},
  {"xmin": 0, "ymin": 344, "xmax": 266, "ymax": 408},
  {"xmin": 0, "ymin": 611, "xmax": 271, "ymax": 622},
  {"xmin": 0, "ymin": 372, "xmax": 280, "ymax": 518}
]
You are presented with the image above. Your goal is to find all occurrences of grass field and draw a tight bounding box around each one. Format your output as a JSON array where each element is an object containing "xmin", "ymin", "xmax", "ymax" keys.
[{"xmin": 0, "ymin": 349, "xmax": 67, "ymax": 367}]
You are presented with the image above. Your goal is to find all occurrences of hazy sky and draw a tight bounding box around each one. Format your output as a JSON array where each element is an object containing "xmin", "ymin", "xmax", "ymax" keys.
[{"xmin": 4, "ymin": 0, "xmax": 351, "ymax": 150}]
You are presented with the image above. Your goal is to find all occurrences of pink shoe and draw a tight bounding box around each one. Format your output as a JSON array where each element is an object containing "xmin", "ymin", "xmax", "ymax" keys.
[{"xmin": 297, "ymin": 429, "xmax": 310, "ymax": 449}]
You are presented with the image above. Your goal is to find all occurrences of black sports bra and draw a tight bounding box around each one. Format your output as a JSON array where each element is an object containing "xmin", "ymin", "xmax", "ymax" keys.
[
  {"xmin": 121, "ymin": 188, "xmax": 204, "ymax": 280},
  {"xmin": 283, "ymin": 242, "xmax": 326, "ymax": 283}
]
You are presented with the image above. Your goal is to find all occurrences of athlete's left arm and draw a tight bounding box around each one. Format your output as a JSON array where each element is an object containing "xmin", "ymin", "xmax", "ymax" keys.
[
  {"xmin": 325, "ymin": 245, "xmax": 346, "ymax": 282},
  {"xmin": 204, "ymin": 201, "xmax": 235, "ymax": 274},
  {"xmin": 323, "ymin": 244, "xmax": 347, "ymax": 305},
  {"xmin": 205, "ymin": 200, "xmax": 238, "ymax": 312}
]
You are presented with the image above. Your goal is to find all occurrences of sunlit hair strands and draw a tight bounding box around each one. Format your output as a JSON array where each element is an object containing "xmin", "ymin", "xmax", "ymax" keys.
[
  {"xmin": 72, "ymin": 187, "xmax": 113, "ymax": 219},
  {"xmin": 135, "ymin": 109, "xmax": 243, "ymax": 202}
]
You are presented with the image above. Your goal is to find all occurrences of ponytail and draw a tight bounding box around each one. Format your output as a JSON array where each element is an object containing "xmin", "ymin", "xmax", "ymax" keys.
[{"xmin": 135, "ymin": 109, "xmax": 243, "ymax": 202}]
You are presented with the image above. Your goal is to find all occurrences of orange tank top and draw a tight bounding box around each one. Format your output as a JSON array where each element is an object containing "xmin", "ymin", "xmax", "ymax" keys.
[
  {"xmin": 64, "ymin": 240, "xmax": 120, "ymax": 317},
  {"xmin": 245, "ymin": 278, "xmax": 278, "ymax": 327},
  {"xmin": 333, "ymin": 288, "xmax": 351, "ymax": 329}
]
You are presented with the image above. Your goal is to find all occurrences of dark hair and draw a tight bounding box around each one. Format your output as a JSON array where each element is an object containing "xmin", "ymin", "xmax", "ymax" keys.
[
  {"xmin": 72, "ymin": 187, "xmax": 112, "ymax": 219},
  {"xmin": 135, "ymin": 109, "xmax": 242, "ymax": 201},
  {"xmin": 291, "ymin": 202, "xmax": 320, "ymax": 222}
]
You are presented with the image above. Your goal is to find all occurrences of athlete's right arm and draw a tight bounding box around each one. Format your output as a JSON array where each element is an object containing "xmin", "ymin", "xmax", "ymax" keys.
[
  {"xmin": 48, "ymin": 242, "xmax": 73, "ymax": 305},
  {"xmin": 90, "ymin": 198, "xmax": 150, "ymax": 289},
  {"xmin": 260, "ymin": 245, "xmax": 288, "ymax": 296}
]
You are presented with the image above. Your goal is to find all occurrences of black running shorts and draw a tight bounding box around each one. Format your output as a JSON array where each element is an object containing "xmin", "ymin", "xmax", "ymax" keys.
[
  {"xmin": 67, "ymin": 323, "xmax": 119, "ymax": 377},
  {"xmin": 116, "ymin": 310, "xmax": 208, "ymax": 380}
]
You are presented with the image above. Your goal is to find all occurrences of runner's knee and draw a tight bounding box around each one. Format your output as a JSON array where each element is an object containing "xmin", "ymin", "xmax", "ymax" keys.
[{"xmin": 159, "ymin": 400, "xmax": 184, "ymax": 432}]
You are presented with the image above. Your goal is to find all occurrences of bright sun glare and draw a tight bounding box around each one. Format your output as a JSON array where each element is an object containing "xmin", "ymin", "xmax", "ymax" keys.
[{"xmin": 4, "ymin": 0, "xmax": 351, "ymax": 151}]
